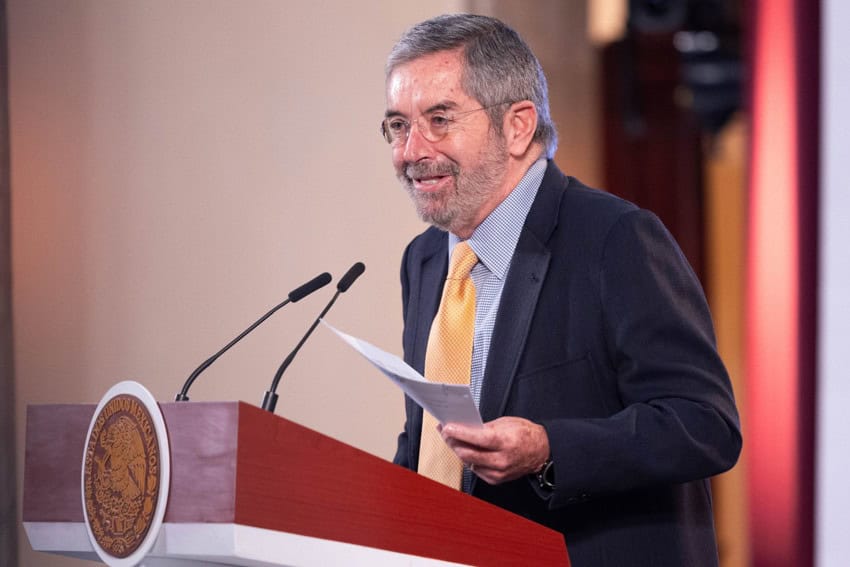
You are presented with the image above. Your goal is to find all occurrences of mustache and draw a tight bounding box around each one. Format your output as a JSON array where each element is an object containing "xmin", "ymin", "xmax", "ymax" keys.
[{"xmin": 403, "ymin": 160, "xmax": 459, "ymax": 180}]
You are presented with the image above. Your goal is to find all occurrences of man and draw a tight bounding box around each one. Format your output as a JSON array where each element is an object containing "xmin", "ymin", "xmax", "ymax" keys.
[{"xmin": 383, "ymin": 13, "xmax": 741, "ymax": 567}]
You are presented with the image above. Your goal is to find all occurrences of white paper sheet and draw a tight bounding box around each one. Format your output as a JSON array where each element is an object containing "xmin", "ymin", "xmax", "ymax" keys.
[{"xmin": 321, "ymin": 320, "xmax": 483, "ymax": 427}]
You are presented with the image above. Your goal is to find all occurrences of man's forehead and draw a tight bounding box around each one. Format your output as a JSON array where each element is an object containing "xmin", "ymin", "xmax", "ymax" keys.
[{"xmin": 385, "ymin": 50, "xmax": 471, "ymax": 113}]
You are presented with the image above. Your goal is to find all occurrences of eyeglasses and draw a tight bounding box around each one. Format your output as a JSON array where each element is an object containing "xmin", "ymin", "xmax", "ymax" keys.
[{"xmin": 380, "ymin": 102, "xmax": 512, "ymax": 145}]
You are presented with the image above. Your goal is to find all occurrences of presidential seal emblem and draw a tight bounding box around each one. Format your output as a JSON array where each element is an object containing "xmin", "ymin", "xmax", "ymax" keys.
[{"xmin": 82, "ymin": 381, "xmax": 170, "ymax": 567}]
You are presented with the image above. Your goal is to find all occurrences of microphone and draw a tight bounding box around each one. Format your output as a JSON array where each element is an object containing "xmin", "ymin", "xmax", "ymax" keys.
[
  {"xmin": 174, "ymin": 272, "xmax": 332, "ymax": 402},
  {"xmin": 261, "ymin": 262, "xmax": 365, "ymax": 412}
]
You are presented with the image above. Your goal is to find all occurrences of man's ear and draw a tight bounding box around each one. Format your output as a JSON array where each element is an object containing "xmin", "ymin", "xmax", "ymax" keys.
[{"xmin": 503, "ymin": 101, "xmax": 538, "ymax": 157}]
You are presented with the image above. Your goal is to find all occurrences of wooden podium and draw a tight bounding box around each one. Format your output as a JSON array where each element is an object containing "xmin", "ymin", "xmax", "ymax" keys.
[{"xmin": 23, "ymin": 401, "xmax": 570, "ymax": 566}]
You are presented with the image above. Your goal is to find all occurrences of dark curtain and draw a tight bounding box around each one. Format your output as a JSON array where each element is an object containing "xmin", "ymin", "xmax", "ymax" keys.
[{"xmin": 0, "ymin": 0, "xmax": 18, "ymax": 563}]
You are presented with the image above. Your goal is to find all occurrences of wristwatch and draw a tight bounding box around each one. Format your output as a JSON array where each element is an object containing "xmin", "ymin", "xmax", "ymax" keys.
[{"xmin": 535, "ymin": 459, "xmax": 555, "ymax": 490}]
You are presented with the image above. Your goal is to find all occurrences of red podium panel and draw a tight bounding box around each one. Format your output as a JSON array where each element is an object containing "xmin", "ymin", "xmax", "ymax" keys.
[{"xmin": 23, "ymin": 401, "xmax": 570, "ymax": 566}]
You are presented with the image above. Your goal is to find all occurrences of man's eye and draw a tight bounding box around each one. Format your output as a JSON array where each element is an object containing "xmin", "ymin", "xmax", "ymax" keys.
[
  {"xmin": 388, "ymin": 119, "xmax": 408, "ymax": 132},
  {"xmin": 429, "ymin": 115, "xmax": 451, "ymax": 128}
]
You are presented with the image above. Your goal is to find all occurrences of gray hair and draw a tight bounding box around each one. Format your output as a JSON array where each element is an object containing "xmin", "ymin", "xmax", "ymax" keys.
[{"xmin": 386, "ymin": 13, "xmax": 558, "ymax": 158}]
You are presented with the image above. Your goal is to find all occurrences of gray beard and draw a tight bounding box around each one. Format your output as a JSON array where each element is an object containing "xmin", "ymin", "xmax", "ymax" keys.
[{"xmin": 400, "ymin": 137, "xmax": 508, "ymax": 235}]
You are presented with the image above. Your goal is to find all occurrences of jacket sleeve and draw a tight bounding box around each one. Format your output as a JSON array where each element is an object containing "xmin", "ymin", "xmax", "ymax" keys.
[{"xmin": 540, "ymin": 209, "xmax": 742, "ymax": 509}]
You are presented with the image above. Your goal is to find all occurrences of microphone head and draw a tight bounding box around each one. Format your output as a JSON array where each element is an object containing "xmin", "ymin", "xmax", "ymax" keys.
[
  {"xmin": 337, "ymin": 262, "xmax": 365, "ymax": 292},
  {"xmin": 289, "ymin": 272, "xmax": 332, "ymax": 302}
]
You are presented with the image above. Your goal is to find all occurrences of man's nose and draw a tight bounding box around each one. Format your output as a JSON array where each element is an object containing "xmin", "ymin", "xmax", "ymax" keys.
[{"xmin": 402, "ymin": 121, "xmax": 435, "ymax": 162}]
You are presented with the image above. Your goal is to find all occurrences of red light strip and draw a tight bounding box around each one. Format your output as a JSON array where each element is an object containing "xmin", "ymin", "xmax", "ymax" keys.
[{"xmin": 746, "ymin": 0, "xmax": 804, "ymax": 565}]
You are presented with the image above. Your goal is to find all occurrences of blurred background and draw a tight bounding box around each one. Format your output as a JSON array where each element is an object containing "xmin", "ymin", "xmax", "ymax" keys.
[{"xmin": 1, "ymin": 1, "xmax": 846, "ymax": 566}]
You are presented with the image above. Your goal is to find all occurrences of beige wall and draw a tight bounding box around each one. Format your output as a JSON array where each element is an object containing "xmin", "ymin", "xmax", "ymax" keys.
[{"xmin": 8, "ymin": 2, "xmax": 462, "ymax": 565}]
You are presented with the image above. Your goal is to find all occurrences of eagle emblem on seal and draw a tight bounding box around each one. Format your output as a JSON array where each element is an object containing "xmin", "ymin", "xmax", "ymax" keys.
[{"xmin": 83, "ymin": 394, "xmax": 161, "ymax": 559}]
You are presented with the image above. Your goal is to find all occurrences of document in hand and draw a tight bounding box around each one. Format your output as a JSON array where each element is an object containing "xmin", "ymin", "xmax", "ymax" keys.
[{"xmin": 321, "ymin": 320, "xmax": 483, "ymax": 427}]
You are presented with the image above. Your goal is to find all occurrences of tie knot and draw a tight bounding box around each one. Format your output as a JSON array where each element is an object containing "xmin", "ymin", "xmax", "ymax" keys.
[{"xmin": 448, "ymin": 241, "xmax": 478, "ymax": 280}]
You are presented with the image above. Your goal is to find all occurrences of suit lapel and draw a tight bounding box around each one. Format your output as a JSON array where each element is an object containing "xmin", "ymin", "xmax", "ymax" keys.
[
  {"xmin": 478, "ymin": 163, "xmax": 567, "ymax": 422},
  {"xmin": 411, "ymin": 235, "xmax": 448, "ymax": 374}
]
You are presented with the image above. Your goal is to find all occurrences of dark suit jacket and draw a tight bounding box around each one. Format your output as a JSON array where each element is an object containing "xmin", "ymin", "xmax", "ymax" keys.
[{"xmin": 393, "ymin": 162, "xmax": 742, "ymax": 566}]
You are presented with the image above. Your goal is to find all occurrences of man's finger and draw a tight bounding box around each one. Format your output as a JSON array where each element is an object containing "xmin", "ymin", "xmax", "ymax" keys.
[{"xmin": 442, "ymin": 422, "xmax": 501, "ymax": 448}]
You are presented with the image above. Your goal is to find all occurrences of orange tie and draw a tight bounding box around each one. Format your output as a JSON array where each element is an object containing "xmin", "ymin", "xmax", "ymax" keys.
[{"xmin": 418, "ymin": 241, "xmax": 478, "ymax": 489}]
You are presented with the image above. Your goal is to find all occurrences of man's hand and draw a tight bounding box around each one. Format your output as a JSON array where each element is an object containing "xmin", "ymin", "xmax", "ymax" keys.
[{"xmin": 439, "ymin": 417, "xmax": 550, "ymax": 485}]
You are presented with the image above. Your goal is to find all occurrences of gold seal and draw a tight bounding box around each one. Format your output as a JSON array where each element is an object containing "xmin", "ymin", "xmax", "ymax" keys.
[{"xmin": 83, "ymin": 394, "xmax": 161, "ymax": 559}]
